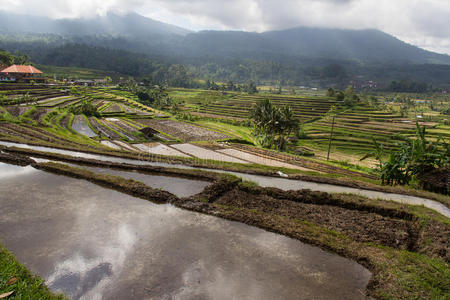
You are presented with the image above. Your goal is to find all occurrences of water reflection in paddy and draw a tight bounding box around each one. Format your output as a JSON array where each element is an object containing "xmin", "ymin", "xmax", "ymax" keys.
[
  {"xmin": 77, "ymin": 166, "xmax": 210, "ymax": 198},
  {"xmin": 0, "ymin": 162, "xmax": 38, "ymax": 179},
  {"xmin": 2, "ymin": 141, "xmax": 446, "ymax": 217},
  {"xmin": 0, "ymin": 163, "xmax": 371, "ymax": 299}
]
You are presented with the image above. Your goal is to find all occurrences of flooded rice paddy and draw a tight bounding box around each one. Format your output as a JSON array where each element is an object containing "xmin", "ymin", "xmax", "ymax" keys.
[
  {"xmin": 229, "ymin": 172, "xmax": 450, "ymax": 218},
  {"xmin": 0, "ymin": 163, "xmax": 371, "ymax": 299},
  {"xmin": 100, "ymin": 140, "xmax": 121, "ymax": 150},
  {"xmin": 71, "ymin": 115, "xmax": 97, "ymax": 138},
  {"xmin": 133, "ymin": 142, "xmax": 191, "ymax": 158},
  {"xmin": 0, "ymin": 141, "xmax": 448, "ymax": 217},
  {"xmin": 73, "ymin": 165, "xmax": 210, "ymax": 197},
  {"xmin": 217, "ymin": 148, "xmax": 309, "ymax": 170},
  {"xmin": 170, "ymin": 143, "xmax": 248, "ymax": 164}
]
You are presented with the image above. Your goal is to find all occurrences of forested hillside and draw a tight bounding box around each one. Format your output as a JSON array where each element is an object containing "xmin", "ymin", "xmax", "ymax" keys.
[{"xmin": 1, "ymin": 12, "xmax": 450, "ymax": 88}]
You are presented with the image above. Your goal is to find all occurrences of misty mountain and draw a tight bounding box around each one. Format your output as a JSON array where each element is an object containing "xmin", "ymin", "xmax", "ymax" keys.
[
  {"xmin": 0, "ymin": 11, "xmax": 191, "ymax": 38},
  {"xmin": 1, "ymin": 11, "xmax": 449, "ymax": 65},
  {"xmin": 1, "ymin": 11, "xmax": 450, "ymax": 87},
  {"xmin": 174, "ymin": 28, "xmax": 450, "ymax": 65}
]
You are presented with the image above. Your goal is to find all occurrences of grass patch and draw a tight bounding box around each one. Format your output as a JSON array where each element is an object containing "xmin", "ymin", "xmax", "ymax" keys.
[{"xmin": 0, "ymin": 243, "xmax": 65, "ymax": 299}]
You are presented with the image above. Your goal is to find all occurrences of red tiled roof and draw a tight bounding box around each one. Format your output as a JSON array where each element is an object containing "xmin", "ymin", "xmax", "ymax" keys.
[{"xmin": 0, "ymin": 65, "xmax": 43, "ymax": 74}]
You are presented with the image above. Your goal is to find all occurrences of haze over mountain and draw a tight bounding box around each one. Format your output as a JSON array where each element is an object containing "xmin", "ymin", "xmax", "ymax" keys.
[
  {"xmin": 0, "ymin": 11, "xmax": 191, "ymax": 38},
  {"xmin": 1, "ymin": 11, "xmax": 450, "ymax": 87},
  {"xmin": 1, "ymin": 11, "xmax": 449, "ymax": 65}
]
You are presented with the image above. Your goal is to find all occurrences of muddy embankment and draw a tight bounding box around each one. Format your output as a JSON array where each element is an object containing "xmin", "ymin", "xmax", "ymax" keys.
[
  {"xmin": 1, "ymin": 142, "xmax": 447, "ymax": 204},
  {"xmin": 0, "ymin": 151, "xmax": 35, "ymax": 166},
  {"xmin": 33, "ymin": 162, "xmax": 178, "ymax": 204},
  {"xmin": 1, "ymin": 146, "xmax": 229, "ymax": 182},
  {"xmin": 1, "ymin": 151, "xmax": 447, "ymax": 261}
]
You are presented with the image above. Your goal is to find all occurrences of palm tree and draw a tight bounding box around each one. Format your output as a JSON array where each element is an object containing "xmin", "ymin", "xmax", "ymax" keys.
[{"xmin": 250, "ymin": 99, "xmax": 299, "ymax": 150}]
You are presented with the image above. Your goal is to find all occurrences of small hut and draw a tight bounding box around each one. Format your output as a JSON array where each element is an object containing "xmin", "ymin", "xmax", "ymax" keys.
[{"xmin": 0, "ymin": 65, "xmax": 45, "ymax": 83}]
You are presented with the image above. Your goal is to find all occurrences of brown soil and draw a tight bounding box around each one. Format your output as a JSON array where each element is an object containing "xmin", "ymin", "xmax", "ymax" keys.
[
  {"xmin": 30, "ymin": 108, "xmax": 50, "ymax": 123},
  {"xmin": 61, "ymin": 114, "xmax": 71, "ymax": 130},
  {"xmin": 0, "ymin": 124, "xmax": 39, "ymax": 142},
  {"xmin": 418, "ymin": 167, "xmax": 449, "ymax": 195},
  {"xmin": 5, "ymin": 106, "xmax": 30, "ymax": 117},
  {"xmin": 416, "ymin": 220, "xmax": 450, "ymax": 261},
  {"xmin": 135, "ymin": 119, "xmax": 229, "ymax": 142},
  {"xmin": 214, "ymin": 189, "xmax": 413, "ymax": 249},
  {"xmin": 103, "ymin": 103, "xmax": 122, "ymax": 113},
  {"xmin": 103, "ymin": 119, "xmax": 137, "ymax": 141},
  {"xmin": 112, "ymin": 119, "xmax": 140, "ymax": 133},
  {"xmin": 0, "ymin": 152, "xmax": 34, "ymax": 166},
  {"xmin": 88, "ymin": 118, "xmax": 123, "ymax": 139}
]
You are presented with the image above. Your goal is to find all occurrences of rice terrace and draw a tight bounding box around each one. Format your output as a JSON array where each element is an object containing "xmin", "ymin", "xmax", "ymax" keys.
[{"xmin": 0, "ymin": 4, "xmax": 450, "ymax": 300}]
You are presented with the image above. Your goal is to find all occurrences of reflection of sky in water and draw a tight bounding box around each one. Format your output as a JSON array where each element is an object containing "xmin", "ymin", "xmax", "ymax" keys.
[
  {"xmin": 29, "ymin": 157, "xmax": 51, "ymax": 163},
  {"xmin": 0, "ymin": 168, "xmax": 371, "ymax": 300},
  {"xmin": 47, "ymin": 203, "xmax": 139, "ymax": 300},
  {"xmin": 1, "ymin": 140, "xmax": 447, "ymax": 216},
  {"xmin": 0, "ymin": 163, "xmax": 37, "ymax": 179},
  {"xmin": 233, "ymin": 173, "xmax": 450, "ymax": 218},
  {"xmin": 0, "ymin": 141, "xmax": 174, "ymax": 167}
]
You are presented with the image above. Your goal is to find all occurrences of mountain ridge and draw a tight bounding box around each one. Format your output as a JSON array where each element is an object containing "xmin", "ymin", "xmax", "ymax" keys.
[
  {"xmin": 1, "ymin": 11, "xmax": 449, "ymax": 65},
  {"xmin": 1, "ymin": 11, "xmax": 450, "ymax": 87}
]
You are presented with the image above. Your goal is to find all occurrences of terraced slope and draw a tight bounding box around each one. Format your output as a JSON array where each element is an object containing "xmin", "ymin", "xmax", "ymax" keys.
[
  {"xmin": 303, "ymin": 105, "xmax": 439, "ymax": 154},
  {"xmin": 175, "ymin": 90, "xmax": 337, "ymax": 122}
]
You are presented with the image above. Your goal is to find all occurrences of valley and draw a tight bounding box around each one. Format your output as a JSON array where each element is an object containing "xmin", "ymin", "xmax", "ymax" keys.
[
  {"xmin": 0, "ymin": 81, "xmax": 449, "ymax": 299},
  {"xmin": 0, "ymin": 5, "xmax": 449, "ymax": 298}
]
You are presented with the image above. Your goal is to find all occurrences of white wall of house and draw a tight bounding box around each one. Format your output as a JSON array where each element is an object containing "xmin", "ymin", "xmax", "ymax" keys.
[{"xmin": 0, "ymin": 76, "xmax": 16, "ymax": 82}]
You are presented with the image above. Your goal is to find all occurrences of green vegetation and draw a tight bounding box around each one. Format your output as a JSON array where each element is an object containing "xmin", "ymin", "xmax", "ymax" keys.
[
  {"xmin": 250, "ymin": 98, "xmax": 299, "ymax": 150},
  {"xmin": 37, "ymin": 65, "xmax": 119, "ymax": 81},
  {"xmin": 68, "ymin": 100, "xmax": 100, "ymax": 117},
  {"xmin": 0, "ymin": 80, "xmax": 449, "ymax": 297},
  {"xmin": 0, "ymin": 243, "xmax": 64, "ymax": 299},
  {"xmin": 1, "ymin": 18, "xmax": 450, "ymax": 299},
  {"xmin": 363, "ymin": 123, "xmax": 449, "ymax": 191},
  {"xmin": 0, "ymin": 49, "xmax": 30, "ymax": 67}
]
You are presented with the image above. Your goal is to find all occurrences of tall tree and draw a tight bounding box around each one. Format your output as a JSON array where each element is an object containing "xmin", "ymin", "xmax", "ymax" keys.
[{"xmin": 250, "ymin": 99, "xmax": 299, "ymax": 150}]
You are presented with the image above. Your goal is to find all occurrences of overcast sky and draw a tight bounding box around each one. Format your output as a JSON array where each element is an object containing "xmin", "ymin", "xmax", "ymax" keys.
[{"xmin": 1, "ymin": 0, "xmax": 449, "ymax": 54}]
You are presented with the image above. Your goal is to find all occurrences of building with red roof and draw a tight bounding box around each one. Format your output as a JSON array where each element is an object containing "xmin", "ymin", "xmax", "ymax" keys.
[{"xmin": 0, "ymin": 65, "xmax": 45, "ymax": 83}]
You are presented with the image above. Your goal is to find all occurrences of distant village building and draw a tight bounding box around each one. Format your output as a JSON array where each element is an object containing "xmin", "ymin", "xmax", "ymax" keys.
[
  {"xmin": 94, "ymin": 79, "xmax": 107, "ymax": 86},
  {"xmin": 350, "ymin": 80, "xmax": 377, "ymax": 89},
  {"xmin": 73, "ymin": 79, "xmax": 95, "ymax": 86},
  {"xmin": 73, "ymin": 79, "xmax": 106, "ymax": 86},
  {"xmin": 0, "ymin": 65, "xmax": 45, "ymax": 83}
]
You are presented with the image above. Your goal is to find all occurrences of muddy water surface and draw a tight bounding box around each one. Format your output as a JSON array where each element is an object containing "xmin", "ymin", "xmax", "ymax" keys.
[
  {"xmin": 77, "ymin": 166, "xmax": 210, "ymax": 197},
  {"xmin": 0, "ymin": 141, "xmax": 173, "ymax": 166},
  {"xmin": 0, "ymin": 163, "xmax": 371, "ymax": 300},
  {"xmin": 1, "ymin": 141, "xmax": 447, "ymax": 217},
  {"xmin": 71, "ymin": 116, "xmax": 97, "ymax": 138},
  {"xmin": 229, "ymin": 172, "xmax": 450, "ymax": 218}
]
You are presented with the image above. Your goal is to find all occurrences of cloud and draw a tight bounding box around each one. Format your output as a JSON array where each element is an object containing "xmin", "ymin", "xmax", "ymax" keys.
[{"xmin": 0, "ymin": 0, "xmax": 449, "ymax": 54}]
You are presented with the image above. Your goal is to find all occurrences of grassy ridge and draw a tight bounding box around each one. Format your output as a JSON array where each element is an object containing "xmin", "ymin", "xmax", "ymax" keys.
[{"xmin": 0, "ymin": 244, "xmax": 65, "ymax": 299}]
